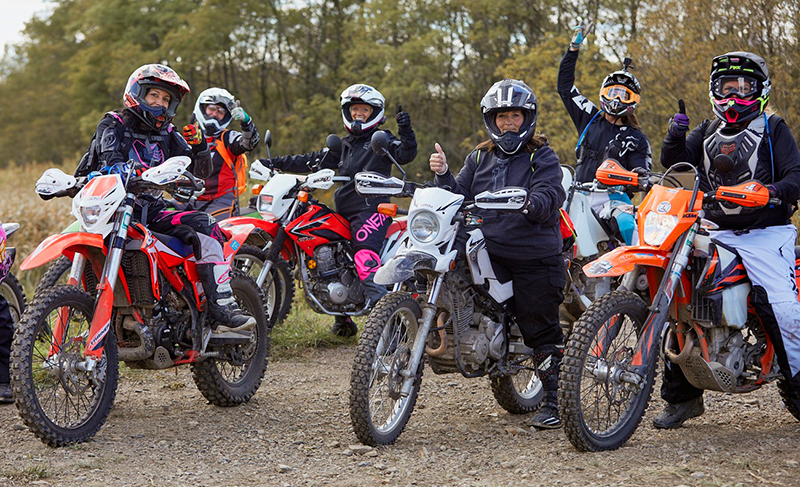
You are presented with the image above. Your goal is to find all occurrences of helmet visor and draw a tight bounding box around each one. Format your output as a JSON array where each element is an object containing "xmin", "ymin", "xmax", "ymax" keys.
[
  {"xmin": 711, "ymin": 75, "xmax": 758, "ymax": 99},
  {"xmin": 600, "ymin": 85, "xmax": 640, "ymax": 104}
]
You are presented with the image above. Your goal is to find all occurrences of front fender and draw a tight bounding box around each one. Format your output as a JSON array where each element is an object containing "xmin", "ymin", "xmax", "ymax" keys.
[
  {"xmin": 374, "ymin": 251, "xmax": 438, "ymax": 285},
  {"xmin": 583, "ymin": 246, "xmax": 669, "ymax": 278},
  {"xmin": 21, "ymin": 232, "xmax": 106, "ymax": 271}
]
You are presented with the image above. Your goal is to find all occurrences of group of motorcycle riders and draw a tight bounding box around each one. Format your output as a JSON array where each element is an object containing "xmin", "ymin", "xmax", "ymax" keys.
[{"xmin": 1, "ymin": 25, "xmax": 799, "ymax": 441}]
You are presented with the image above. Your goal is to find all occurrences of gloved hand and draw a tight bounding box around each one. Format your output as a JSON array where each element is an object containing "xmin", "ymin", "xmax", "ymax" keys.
[
  {"xmin": 259, "ymin": 158, "xmax": 275, "ymax": 169},
  {"xmin": 182, "ymin": 115, "xmax": 203, "ymax": 146},
  {"xmin": 173, "ymin": 185, "xmax": 195, "ymax": 204},
  {"xmin": 231, "ymin": 100, "xmax": 251, "ymax": 124},
  {"xmin": 429, "ymin": 143, "xmax": 448, "ymax": 176},
  {"xmin": 632, "ymin": 166, "xmax": 649, "ymax": 188},
  {"xmin": 171, "ymin": 225, "xmax": 202, "ymax": 260},
  {"xmin": 570, "ymin": 22, "xmax": 594, "ymax": 50},
  {"xmin": 668, "ymin": 99, "xmax": 691, "ymax": 138},
  {"xmin": 396, "ymin": 104, "xmax": 412, "ymax": 130}
]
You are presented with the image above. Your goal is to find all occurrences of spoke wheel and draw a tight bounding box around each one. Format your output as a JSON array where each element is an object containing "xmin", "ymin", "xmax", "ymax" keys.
[
  {"xmin": 560, "ymin": 290, "xmax": 655, "ymax": 451},
  {"xmin": 11, "ymin": 285, "xmax": 118, "ymax": 446},
  {"xmin": 35, "ymin": 256, "xmax": 98, "ymax": 298},
  {"xmin": 191, "ymin": 270, "xmax": 270, "ymax": 406},
  {"xmin": 233, "ymin": 244, "xmax": 293, "ymax": 325},
  {"xmin": 350, "ymin": 292, "xmax": 422, "ymax": 445},
  {"xmin": 490, "ymin": 354, "xmax": 543, "ymax": 414},
  {"xmin": 0, "ymin": 271, "xmax": 26, "ymax": 323}
]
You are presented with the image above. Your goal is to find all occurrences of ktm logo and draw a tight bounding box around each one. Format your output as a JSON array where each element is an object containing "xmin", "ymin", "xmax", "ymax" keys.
[
  {"xmin": 720, "ymin": 143, "xmax": 736, "ymax": 155},
  {"xmin": 744, "ymin": 183, "xmax": 759, "ymax": 192}
]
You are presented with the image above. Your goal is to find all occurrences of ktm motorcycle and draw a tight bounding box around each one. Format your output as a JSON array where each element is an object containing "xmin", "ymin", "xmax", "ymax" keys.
[
  {"xmin": 11, "ymin": 158, "xmax": 270, "ymax": 447},
  {"xmin": 560, "ymin": 159, "xmax": 800, "ymax": 452},
  {"xmin": 222, "ymin": 133, "xmax": 408, "ymax": 325}
]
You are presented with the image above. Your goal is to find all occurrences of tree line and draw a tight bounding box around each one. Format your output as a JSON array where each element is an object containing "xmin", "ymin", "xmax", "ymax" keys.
[{"xmin": 0, "ymin": 0, "xmax": 798, "ymax": 179}]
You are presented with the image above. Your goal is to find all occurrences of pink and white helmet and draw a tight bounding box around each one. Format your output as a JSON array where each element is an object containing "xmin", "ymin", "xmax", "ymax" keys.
[{"xmin": 340, "ymin": 84, "xmax": 385, "ymax": 135}]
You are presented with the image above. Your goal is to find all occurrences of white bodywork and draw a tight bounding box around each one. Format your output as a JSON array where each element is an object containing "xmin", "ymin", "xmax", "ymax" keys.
[
  {"xmin": 465, "ymin": 229, "xmax": 513, "ymax": 302},
  {"xmin": 35, "ymin": 168, "xmax": 77, "ymax": 196},
  {"xmin": 693, "ymin": 234, "xmax": 750, "ymax": 328}
]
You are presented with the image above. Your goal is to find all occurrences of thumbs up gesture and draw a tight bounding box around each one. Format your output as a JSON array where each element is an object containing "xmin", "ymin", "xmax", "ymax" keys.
[
  {"xmin": 182, "ymin": 113, "xmax": 203, "ymax": 146},
  {"xmin": 429, "ymin": 143, "xmax": 448, "ymax": 176},
  {"xmin": 668, "ymin": 99, "xmax": 691, "ymax": 138}
]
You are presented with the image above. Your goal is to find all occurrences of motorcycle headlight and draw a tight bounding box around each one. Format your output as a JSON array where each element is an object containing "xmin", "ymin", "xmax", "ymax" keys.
[
  {"xmin": 643, "ymin": 213, "xmax": 678, "ymax": 246},
  {"xmin": 257, "ymin": 194, "xmax": 274, "ymax": 213},
  {"xmin": 410, "ymin": 211, "xmax": 439, "ymax": 243},
  {"xmin": 80, "ymin": 205, "xmax": 102, "ymax": 227}
]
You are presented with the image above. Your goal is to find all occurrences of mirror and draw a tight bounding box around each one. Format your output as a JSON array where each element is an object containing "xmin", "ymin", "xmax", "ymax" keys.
[
  {"xmin": 264, "ymin": 129, "xmax": 272, "ymax": 148},
  {"xmin": 370, "ymin": 130, "xmax": 389, "ymax": 155},
  {"xmin": 354, "ymin": 171, "xmax": 405, "ymax": 196},
  {"xmin": 474, "ymin": 187, "xmax": 528, "ymax": 211},
  {"xmin": 326, "ymin": 134, "xmax": 342, "ymax": 156}
]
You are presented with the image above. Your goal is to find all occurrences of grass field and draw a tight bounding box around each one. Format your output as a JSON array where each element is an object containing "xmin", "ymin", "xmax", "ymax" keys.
[{"xmin": 0, "ymin": 162, "xmax": 357, "ymax": 358}]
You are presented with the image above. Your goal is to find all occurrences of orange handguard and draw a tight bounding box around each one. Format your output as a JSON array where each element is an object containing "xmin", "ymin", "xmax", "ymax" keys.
[
  {"xmin": 595, "ymin": 159, "xmax": 639, "ymax": 187},
  {"xmin": 715, "ymin": 180, "xmax": 770, "ymax": 208}
]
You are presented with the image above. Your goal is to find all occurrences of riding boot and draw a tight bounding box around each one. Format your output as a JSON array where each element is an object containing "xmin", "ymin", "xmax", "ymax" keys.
[
  {"xmin": 331, "ymin": 315, "xmax": 358, "ymax": 338},
  {"xmin": 362, "ymin": 273, "xmax": 388, "ymax": 306},
  {"xmin": 196, "ymin": 263, "xmax": 256, "ymax": 334},
  {"xmin": 529, "ymin": 344, "xmax": 563, "ymax": 429}
]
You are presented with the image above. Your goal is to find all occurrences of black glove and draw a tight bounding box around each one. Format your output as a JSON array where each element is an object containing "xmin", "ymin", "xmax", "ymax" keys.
[
  {"xmin": 171, "ymin": 224, "xmax": 202, "ymax": 260},
  {"xmin": 173, "ymin": 185, "xmax": 195, "ymax": 204},
  {"xmin": 260, "ymin": 158, "xmax": 275, "ymax": 169},
  {"xmin": 396, "ymin": 104, "xmax": 412, "ymax": 130}
]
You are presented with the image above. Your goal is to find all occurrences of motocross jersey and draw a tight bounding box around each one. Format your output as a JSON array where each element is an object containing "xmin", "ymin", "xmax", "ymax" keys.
[
  {"xmin": 199, "ymin": 121, "xmax": 258, "ymax": 201},
  {"xmin": 557, "ymin": 49, "xmax": 652, "ymax": 183},
  {"xmin": 662, "ymin": 114, "xmax": 800, "ymax": 230}
]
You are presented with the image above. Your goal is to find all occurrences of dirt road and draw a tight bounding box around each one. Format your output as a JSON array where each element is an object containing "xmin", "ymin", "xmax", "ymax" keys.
[{"xmin": 1, "ymin": 345, "xmax": 798, "ymax": 486}]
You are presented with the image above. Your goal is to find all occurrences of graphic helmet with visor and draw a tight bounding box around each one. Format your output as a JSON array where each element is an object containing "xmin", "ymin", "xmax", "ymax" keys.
[
  {"xmin": 340, "ymin": 84, "xmax": 386, "ymax": 135},
  {"xmin": 599, "ymin": 63, "xmax": 641, "ymax": 117},
  {"xmin": 709, "ymin": 51, "xmax": 770, "ymax": 124},
  {"xmin": 193, "ymin": 87, "xmax": 236, "ymax": 137},
  {"xmin": 480, "ymin": 78, "xmax": 538, "ymax": 155},
  {"xmin": 123, "ymin": 64, "xmax": 190, "ymax": 130}
]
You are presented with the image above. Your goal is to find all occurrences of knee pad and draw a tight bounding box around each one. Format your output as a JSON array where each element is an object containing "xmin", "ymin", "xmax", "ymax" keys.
[{"xmin": 354, "ymin": 249, "xmax": 381, "ymax": 281}]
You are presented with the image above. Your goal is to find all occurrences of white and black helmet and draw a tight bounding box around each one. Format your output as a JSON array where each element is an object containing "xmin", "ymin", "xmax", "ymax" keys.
[
  {"xmin": 340, "ymin": 83, "xmax": 385, "ymax": 135},
  {"xmin": 481, "ymin": 79, "xmax": 538, "ymax": 155},
  {"xmin": 193, "ymin": 87, "xmax": 236, "ymax": 136}
]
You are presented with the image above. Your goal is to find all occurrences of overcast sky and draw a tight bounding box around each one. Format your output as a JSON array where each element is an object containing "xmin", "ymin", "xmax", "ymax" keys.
[{"xmin": 0, "ymin": 0, "xmax": 50, "ymax": 53}]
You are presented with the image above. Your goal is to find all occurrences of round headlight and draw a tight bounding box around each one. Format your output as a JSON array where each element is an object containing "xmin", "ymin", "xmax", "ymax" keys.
[
  {"xmin": 410, "ymin": 211, "xmax": 439, "ymax": 243},
  {"xmin": 80, "ymin": 205, "xmax": 102, "ymax": 227}
]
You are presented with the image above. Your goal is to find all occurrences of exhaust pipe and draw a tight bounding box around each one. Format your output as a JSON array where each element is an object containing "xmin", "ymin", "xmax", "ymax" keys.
[{"xmin": 117, "ymin": 316, "xmax": 155, "ymax": 361}]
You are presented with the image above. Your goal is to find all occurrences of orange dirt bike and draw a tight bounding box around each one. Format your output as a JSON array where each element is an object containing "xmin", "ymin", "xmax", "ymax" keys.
[
  {"xmin": 560, "ymin": 159, "xmax": 800, "ymax": 451},
  {"xmin": 11, "ymin": 157, "xmax": 271, "ymax": 447}
]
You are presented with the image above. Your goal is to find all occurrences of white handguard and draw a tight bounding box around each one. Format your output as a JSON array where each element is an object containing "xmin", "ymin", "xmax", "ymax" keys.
[
  {"xmin": 474, "ymin": 187, "xmax": 528, "ymax": 211},
  {"xmin": 35, "ymin": 168, "xmax": 77, "ymax": 196},
  {"xmin": 304, "ymin": 168, "xmax": 335, "ymax": 190},
  {"xmin": 354, "ymin": 171, "xmax": 405, "ymax": 196},
  {"xmin": 142, "ymin": 156, "xmax": 191, "ymax": 185},
  {"xmin": 249, "ymin": 160, "xmax": 273, "ymax": 181}
]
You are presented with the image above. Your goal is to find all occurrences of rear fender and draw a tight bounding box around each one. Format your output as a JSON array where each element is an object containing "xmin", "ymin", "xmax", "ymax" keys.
[
  {"xmin": 219, "ymin": 217, "xmax": 292, "ymax": 260},
  {"xmin": 583, "ymin": 246, "xmax": 669, "ymax": 278},
  {"xmin": 221, "ymin": 222, "xmax": 256, "ymax": 261},
  {"xmin": 21, "ymin": 233, "xmax": 106, "ymax": 271}
]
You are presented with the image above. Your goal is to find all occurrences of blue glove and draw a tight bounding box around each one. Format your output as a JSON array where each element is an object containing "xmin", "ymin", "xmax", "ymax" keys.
[{"xmin": 570, "ymin": 23, "xmax": 594, "ymax": 50}]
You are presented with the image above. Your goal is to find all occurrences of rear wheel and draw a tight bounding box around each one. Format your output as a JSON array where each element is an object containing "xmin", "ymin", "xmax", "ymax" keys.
[
  {"xmin": 560, "ymin": 290, "xmax": 655, "ymax": 451},
  {"xmin": 233, "ymin": 244, "xmax": 293, "ymax": 325},
  {"xmin": 490, "ymin": 355, "xmax": 543, "ymax": 414},
  {"xmin": 350, "ymin": 292, "xmax": 422, "ymax": 445},
  {"xmin": 191, "ymin": 271, "xmax": 270, "ymax": 406},
  {"xmin": 11, "ymin": 285, "xmax": 118, "ymax": 446},
  {"xmin": 0, "ymin": 271, "xmax": 26, "ymax": 323}
]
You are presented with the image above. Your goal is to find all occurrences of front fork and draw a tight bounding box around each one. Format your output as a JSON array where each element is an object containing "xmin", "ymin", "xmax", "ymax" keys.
[{"xmin": 399, "ymin": 274, "xmax": 444, "ymax": 397}]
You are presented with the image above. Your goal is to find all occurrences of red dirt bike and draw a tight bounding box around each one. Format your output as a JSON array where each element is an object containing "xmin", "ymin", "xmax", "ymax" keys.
[
  {"xmin": 11, "ymin": 157, "xmax": 271, "ymax": 447},
  {"xmin": 560, "ymin": 159, "xmax": 800, "ymax": 451},
  {"xmin": 222, "ymin": 132, "xmax": 408, "ymax": 324}
]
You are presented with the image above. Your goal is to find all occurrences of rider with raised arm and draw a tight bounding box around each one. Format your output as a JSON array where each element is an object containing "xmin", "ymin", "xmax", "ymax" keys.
[
  {"xmin": 557, "ymin": 23, "xmax": 651, "ymax": 244},
  {"xmin": 261, "ymin": 83, "xmax": 417, "ymax": 337},
  {"xmin": 658, "ymin": 52, "xmax": 800, "ymax": 428},
  {"xmin": 429, "ymin": 79, "xmax": 567, "ymax": 429},
  {"xmin": 75, "ymin": 64, "xmax": 255, "ymax": 335},
  {"xmin": 180, "ymin": 87, "xmax": 259, "ymax": 219}
]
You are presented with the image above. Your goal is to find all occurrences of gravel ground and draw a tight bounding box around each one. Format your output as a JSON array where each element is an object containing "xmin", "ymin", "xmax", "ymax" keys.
[{"xmin": 1, "ymin": 345, "xmax": 799, "ymax": 487}]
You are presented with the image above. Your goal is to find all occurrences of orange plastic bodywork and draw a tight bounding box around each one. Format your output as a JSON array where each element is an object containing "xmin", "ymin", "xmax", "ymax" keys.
[
  {"xmin": 583, "ymin": 245, "xmax": 670, "ymax": 278},
  {"xmin": 595, "ymin": 160, "xmax": 639, "ymax": 187},
  {"xmin": 715, "ymin": 180, "xmax": 770, "ymax": 208},
  {"xmin": 21, "ymin": 233, "xmax": 106, "ymax": 271},
  {"xmin": 636, "ymin": 185, "xmax": 703, "ymax": 251}
]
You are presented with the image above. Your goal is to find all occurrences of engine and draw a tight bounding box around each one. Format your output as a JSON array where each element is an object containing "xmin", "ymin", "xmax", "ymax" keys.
[{"xmin": 306, "ymin": 244, "xmax": 365, "ymax": 311}]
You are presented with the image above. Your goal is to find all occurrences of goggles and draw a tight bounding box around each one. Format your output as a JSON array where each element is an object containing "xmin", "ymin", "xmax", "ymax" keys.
[
  {"xmin": 711, "ymin": 75, "xmax": 758, "ymax": 99},
  {"xmin": 205, "ymin": 104, "xmax": 228, "ymax": 115},
  {"xmin": 600, "ymin": 84, "xmax": 640, "ymax": 104}
]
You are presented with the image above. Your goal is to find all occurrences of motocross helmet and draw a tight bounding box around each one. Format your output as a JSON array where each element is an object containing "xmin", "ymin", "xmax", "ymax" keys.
[
  {"xmin": 480, "ymin": 78, "xmax": 538, "ymax": 155},
  {"xmin": 193, "ymin": 87, "xmax": 236, "ymax": 137},
  {"xmin": 340, "ymin": 84, "xmax": 385, "ymax": 135},
  {"xmin": 600, "ymin": 60, "xmax": 641, "ymax": 117},
  {"xmin": 709, "ymin": 51, "xmax": 770, "ymax": 124},
  {"xmin": 123, "ymin": 64, "xmax": 190, "ymax": 130}
]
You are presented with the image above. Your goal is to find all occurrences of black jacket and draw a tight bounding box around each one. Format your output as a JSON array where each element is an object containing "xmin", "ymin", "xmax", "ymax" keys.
[
  {"xmin": 435, "ymin": 144, "xmax": 566, "ymax": 259},
  {"xmin": 267, "ymin": 126, "xmax": 417, "ymax": 220},
  {"xmin": 76, "ymin": 110, "xmax": 211, "ymax": 180},
  {"xmin": 661, "ymin": 116, "xmax": 800, "ymax": 230},
  {"xmin": 557, "ymin": 49, "xmax": 651, "ymax": 183}
]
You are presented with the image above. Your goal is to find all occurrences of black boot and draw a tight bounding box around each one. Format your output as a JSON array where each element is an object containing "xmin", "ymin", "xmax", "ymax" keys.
[
  {"xmin": 361, "ymin": 273, "xmax": 388, "ymax": 306},
  {"xmin": 529, "ymin": 344, "xmax": 563, "ymax": 429},
  {"xmin": 332, "ymin": 315, "xmax": 357, "ymax": 337},
  {"xmin": 0, "ymin": 383, "xmax": 12, "ymax": 404},
  {"xmin": 196, "ymin": 263, "xmax": 256, "ymax": 334},
  {"xmin": 652, "ymin": 397, "xmax": 704, "ymax": 429}
]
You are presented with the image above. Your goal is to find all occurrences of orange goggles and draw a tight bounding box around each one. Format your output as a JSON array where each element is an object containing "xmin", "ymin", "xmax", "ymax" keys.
[{"xmin": 600, "ymin": 85, "xmax": 640, "ymax": 104}]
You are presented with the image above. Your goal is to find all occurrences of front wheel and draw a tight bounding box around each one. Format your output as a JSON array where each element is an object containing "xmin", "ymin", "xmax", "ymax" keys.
[
  {"xmin": 560, "ymin": 290, "xmax": 654, "ymax": 451},
  {"xmin": 11, "ymin": 285, "xmax": 119, "ymax": 446},
  {"xmin": 490, "ymin": 354, "xmax": 543, "ymax": 414},
  {"xmin": 350, "ymin": 292, "xmax": 422, "ymax": 445},
  {"xmin": 191, "ymin": 270, "xmax": 271, "ymax": 406}
]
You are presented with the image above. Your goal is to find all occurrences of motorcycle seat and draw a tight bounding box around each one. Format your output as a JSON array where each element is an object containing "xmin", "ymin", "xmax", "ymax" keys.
[{"xmin": 150, "ymin": 230, "xmax": 194, "ymax": 258}]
